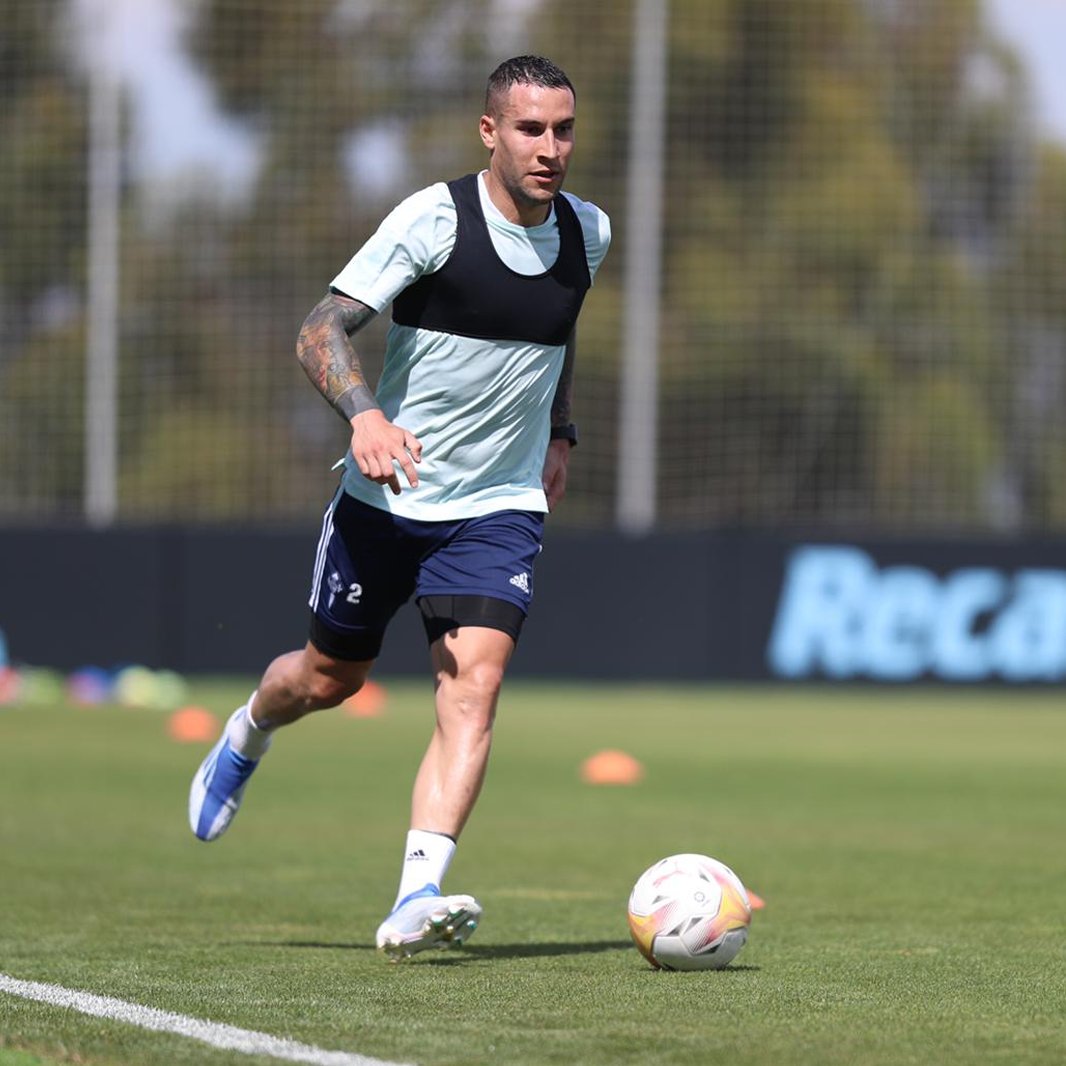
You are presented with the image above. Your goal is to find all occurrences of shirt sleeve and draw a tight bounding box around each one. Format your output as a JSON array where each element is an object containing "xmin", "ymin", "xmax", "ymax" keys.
[
  {"xmin": 562, "ymin": 193, "xmax": 612, "ymax": 283},
  {"xmin": 330, "ymin": 183, "xmax": 457, "ymax": 311}
]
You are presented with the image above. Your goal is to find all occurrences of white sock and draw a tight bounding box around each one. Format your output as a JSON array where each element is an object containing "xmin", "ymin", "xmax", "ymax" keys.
[
  {"xmin": 393, "ymin": 829, "xmax": 457, "ymax": 908},
  {"xmin": 224, "ymin": 694, "xmax": 273, "ymax": 760}
]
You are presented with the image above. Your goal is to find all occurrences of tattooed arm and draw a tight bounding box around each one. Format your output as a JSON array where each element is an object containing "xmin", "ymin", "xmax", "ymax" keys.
[
  {"xmin": 296, "ymin": 290, "xmax": 422, "ymax": 495},
  {"xmin": 542, "ymin": 328, "xmax": 577, "ymax": 511},
  {"xmin": 549, "ymin": 327, "xmax": 576, "ymax": 431},
  {"xmin": 296, "ymin": 290, "xmax": 380, "ymax": 420}
]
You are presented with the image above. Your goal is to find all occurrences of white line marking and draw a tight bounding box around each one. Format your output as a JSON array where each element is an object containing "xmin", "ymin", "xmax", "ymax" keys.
[{"xmin": 0, "ymin": 973, "xmax": 413, "ymax": 1066}]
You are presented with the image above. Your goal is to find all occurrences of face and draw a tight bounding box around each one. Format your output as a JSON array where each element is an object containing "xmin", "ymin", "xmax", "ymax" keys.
[{"xmin": 479, "ymin": 82, "xmax": 576, "ymax": 226}]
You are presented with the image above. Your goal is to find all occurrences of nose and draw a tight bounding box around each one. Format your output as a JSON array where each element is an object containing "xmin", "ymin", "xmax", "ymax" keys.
[{"xmin": 539, "ymin": 130, "xmax": 559, "ymax": 160}]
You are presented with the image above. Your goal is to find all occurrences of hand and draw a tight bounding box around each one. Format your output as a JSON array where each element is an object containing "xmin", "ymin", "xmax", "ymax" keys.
[
  {"xmin": 541, "ymin": 438, "xmax": 571, "ymax": 511},
  {"xmin": 349, "ymin": 410, "xmax": 422, "ymax": 495}
]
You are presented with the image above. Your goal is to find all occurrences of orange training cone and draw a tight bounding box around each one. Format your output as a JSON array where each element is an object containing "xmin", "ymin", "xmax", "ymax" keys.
[
  {"xmin": 580, "ymin": 749, "xmax": 644, "ymax": 785},
  {"xmin": 344, "ymin": 680, "xmax": 387, "ymax": 718},
  {"xmin": 168, "ymin": 706, "xmax": 219, "ymax": 744}
]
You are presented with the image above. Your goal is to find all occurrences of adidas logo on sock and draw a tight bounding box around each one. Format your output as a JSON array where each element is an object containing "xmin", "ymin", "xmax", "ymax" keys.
[{"xmin": 406, "ymin": 848, "xmax": 428, "ymax": 861}]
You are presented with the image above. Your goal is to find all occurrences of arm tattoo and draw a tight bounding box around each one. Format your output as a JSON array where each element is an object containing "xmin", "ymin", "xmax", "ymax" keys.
[
  {"xmin": 296, "ymin": 292, "xmax": 379, "ymax": 421},
  {"xmin": 550, "ymin": 329, "xmax": 576, "ymax": 427}
]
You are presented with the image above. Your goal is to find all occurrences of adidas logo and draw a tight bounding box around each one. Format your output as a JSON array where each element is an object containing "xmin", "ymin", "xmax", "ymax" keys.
[
  {"xmin": 509, "ymin": 572, "xmax": 530, "ymax": 593},
  {"xmin": 405, "ymin": 849, "xmax": 428, "ymax": 862}
]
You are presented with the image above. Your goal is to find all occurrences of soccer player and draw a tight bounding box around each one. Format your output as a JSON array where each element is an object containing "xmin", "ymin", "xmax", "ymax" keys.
[{"xmin": 188, "ymin": 55, "xmax": 611, "ymax": 958}]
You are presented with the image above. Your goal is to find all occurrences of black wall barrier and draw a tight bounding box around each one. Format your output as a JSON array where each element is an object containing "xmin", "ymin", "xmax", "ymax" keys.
[{"xmin": 2, "ymin": 526, "xmax": 1065, "ymax": 682}]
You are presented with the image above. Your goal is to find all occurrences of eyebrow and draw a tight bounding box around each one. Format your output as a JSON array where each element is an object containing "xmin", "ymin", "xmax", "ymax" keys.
[{"xmin": 514, "ymin": 116, "xmax": 575, "ymax": 127}]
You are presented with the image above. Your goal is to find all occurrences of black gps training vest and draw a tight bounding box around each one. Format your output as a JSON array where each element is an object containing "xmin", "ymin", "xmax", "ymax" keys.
[{"xmin": 391, "ymin": 173, "xmax": 591, "ymax": 347}]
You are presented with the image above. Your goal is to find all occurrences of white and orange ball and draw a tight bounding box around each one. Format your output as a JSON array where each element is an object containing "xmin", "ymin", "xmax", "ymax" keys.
[{"xmin": 627, "ymin": 853, "xmax": 752, "ymax": 971}]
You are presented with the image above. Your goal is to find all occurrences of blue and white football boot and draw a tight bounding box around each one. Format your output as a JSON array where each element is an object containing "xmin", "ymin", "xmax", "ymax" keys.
[
  {"xmin": 375, "ymin": 884, "xmax": 482, "ymax": 960},
  {"xmin": 188, "ymin": 707, "xmax": 270, "ymax": 842}
]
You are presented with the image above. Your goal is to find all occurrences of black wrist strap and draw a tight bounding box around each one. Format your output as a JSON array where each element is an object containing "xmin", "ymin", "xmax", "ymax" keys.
[{"xmin": 549, "ymin": 423, "xmax": 578, "ymax": 447}]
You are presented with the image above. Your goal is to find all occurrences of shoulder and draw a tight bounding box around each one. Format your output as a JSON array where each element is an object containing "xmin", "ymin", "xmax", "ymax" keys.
[
  {"xmin": 330, "ymin": 183, "xmax": 457, "ymax": 304},
  {"xmin": 561, "ymin": 192, "xmax": 611, "ymax": 249},
  {"xmin": 380, "ymin": 182, "xmax": 456, "ymax": 232},
  {"xmin": 376, "ymin": 182, "xmax": 457, "ymax": 272},
  {"xmin": 560, "ymin": 192, "xmax": 611, "ymax": 276}
]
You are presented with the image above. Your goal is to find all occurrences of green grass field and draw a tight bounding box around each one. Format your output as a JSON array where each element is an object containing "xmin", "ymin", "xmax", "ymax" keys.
[{"xmin": 1, "ymin": 680, "xmax": 1065, "ymax": 1066}]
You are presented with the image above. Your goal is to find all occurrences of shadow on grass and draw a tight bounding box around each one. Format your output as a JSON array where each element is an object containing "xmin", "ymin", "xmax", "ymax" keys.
[
  {"xmin": 250, "ymin": 939, "xmax": 635, "ymax": 960},
  {"xmin": 413, "ymin": 951, "xmax": 762, "ymax": 970},
  {"xmin": 249, "ymin": 939, "xmax": 761, "ymax": 971},
  {"xmin": 431, "ymin": 940, "xmax": 635, "ymax": 961}
]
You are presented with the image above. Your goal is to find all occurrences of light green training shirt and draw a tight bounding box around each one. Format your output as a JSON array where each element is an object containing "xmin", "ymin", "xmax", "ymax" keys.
[{"xmin": 329, "ymin": 171, "xmax": 611, "ymax": 521}]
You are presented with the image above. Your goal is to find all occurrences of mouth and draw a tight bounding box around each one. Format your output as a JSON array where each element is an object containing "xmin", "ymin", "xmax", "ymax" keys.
[{"xmin": 531, "ymin": 171, "xmax": 560, "ymax": 186}]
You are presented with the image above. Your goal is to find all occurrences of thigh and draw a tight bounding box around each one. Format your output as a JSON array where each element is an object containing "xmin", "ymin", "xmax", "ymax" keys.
[
  {"xmin": 307, "ymin": 491, "xmax": 421, "ymax": 660},
  {"xmin": 430, "ymin": 624, "xmax": 515, "ymax": 692}
]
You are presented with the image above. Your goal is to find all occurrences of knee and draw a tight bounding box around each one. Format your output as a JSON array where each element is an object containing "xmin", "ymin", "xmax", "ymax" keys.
[
  {"xmin": 302, "ymin": 673, "xmax": 358, "ymax": 711},
  {"xmin": 292, "ymin": 657, "xmax": 366, "ymax": 713},
  {"xmin": 464, "ymin": 658, "xmax": 507, "ymax": 700},
  {"xmin": 258, "ymin": 646, "xmax": 368, "ymax": 723},
  {"xmin": 447, "ymin": 661, "xmax": 505, "ymax": 726}
]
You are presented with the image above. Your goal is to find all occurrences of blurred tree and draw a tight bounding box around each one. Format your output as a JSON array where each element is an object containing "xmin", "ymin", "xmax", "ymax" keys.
[
  {"xmin": 646, "ymin": 0, "xmax": 1039, "ymax": 528},
  {"xmin": 2, "ymin": 0, "xmax": 1064, "ymax": 533},
  {"xmin": 0, "ymin": 0, "xmax": 89, "ymax": 518}
]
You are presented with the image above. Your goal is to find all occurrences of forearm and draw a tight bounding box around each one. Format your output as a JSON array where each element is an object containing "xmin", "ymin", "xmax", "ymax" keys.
[
  {"xmin": 550, "ymin": 329, "xmax": 577, "ymax": 428},
  {"xmin": 296, "ymin": 291, "xmax": 380, "ymax": 421}
]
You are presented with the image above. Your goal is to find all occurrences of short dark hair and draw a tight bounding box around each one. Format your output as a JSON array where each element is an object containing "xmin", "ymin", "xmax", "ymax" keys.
[{"xmin": 485, "ymin": 55, "xmax": 575, "ymax": 117}]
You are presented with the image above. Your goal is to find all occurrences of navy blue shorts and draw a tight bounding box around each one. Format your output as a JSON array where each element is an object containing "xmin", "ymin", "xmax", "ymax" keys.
[{"xmin": 307, "ymin": 491, "xmax": 545, "ymax": 661}]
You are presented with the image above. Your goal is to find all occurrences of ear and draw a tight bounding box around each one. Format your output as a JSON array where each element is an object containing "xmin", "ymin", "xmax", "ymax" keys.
[{"xmin": 479, "ymin": 114, "xmax": 496, "ymax": 151}]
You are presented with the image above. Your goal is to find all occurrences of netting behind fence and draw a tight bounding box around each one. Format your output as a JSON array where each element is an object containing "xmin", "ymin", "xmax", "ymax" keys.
[{"xmin": 3, "ymin": 0, "xmax": 1066, "ymax": 532}]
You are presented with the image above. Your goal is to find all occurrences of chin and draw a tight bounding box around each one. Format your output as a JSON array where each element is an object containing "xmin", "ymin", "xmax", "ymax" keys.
[{"xmin": 524, "ymin": 184, "xmax": 557, "ymax": 203}]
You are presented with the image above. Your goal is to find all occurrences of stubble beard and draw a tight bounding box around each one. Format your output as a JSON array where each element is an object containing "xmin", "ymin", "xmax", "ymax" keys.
[{"xmin": 510, "ymin": 173, "xmax": 559, "ymax": 214}]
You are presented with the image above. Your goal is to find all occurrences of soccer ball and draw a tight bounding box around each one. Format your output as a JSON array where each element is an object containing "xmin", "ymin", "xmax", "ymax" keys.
[{"xmin": 627, "ymin": 853, "xmax": 752, "ymax": 971}]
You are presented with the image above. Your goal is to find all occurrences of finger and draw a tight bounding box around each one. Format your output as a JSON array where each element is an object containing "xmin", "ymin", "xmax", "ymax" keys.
[
  {"xmin": 362, "ymin": 454, "xmax": 386, "ymax": 481},
  {"xmin": 403, "ymin": 431, "xmax": 423, "ymax": 462},
  {"xmin": 394, "ymin": 451, "xmax": 419, "ymax": 489},
  {"xmin": 356, "ymin": 452, "xmax": 388, "ymax": 485}
]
